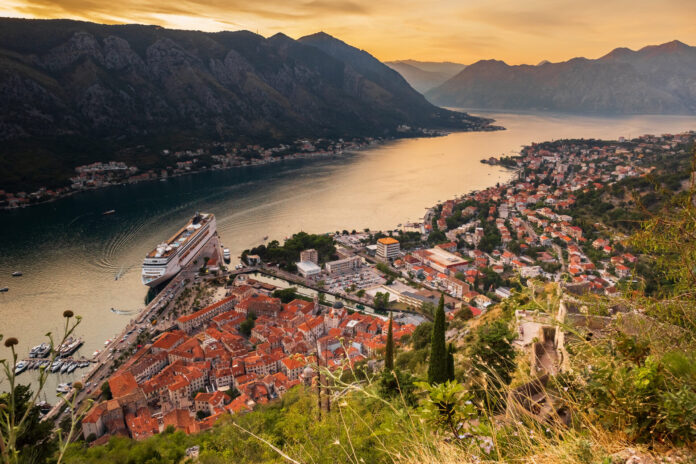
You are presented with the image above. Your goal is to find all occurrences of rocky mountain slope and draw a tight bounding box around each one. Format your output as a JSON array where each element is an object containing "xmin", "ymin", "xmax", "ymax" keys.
[
  {"xmin": 0, "ymin": 19, "xmax": 488, "ymax": 191},
  {"xmin": 426, "ymin": 40, "xmax": 696, "ymax": 114},
  {"xmin": 385, "ymin": 60, "xmax": 466, "ymax": 93}
]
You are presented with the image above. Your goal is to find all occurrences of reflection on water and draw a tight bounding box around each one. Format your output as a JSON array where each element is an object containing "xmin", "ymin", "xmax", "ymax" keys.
[{"xmin": 1, "ymin": 111, "xmax": 695, "ymax": 397}]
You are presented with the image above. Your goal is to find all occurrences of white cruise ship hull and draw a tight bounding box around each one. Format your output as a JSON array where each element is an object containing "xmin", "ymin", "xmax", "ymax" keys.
[{"xmin": 141, "ymin": 214, "xmax": 216, "ymax": 287}]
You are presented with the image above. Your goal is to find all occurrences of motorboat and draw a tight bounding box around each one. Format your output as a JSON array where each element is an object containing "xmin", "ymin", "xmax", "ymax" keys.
[
  {"xmin": 30, "ymin": 343, "xmax": 51, "ymax": 358},
  {"xmin": 14, "ymin": 361, "xmax": 28, "ymax": 375},
  {"xmin": 56, "ymin": 383, "xmax": 71, "ymax": 394}
]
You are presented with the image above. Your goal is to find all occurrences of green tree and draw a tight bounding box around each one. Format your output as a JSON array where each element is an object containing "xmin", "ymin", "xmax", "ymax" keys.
[
  {"xmin": 239, "ymin": 313, "xmax": 256, "ymax": 337},
  {"xmin": 410, "ymin": 322, "xmax": 432, "ymax": 350},
  {"xmin": 377, "ymin": 369, "xmax": 417, "ymax": 407},
  {"xmin": 470, "ymin": 320, "xmax": 516, "ymax": 395},
  {"xmin": 455, "ymin": 306, "xmax": 474, "ymax": 321},
  {"xmin": 100, "ymin": 381, "xmax": 112, "ymax": 400},
  {"xmin": 272, "ymin": 287, "xmax": 299, "ymax": 303},
  {"xmin": 447, "ymin": 343, "xmax": 455, "ymax": 382},
  {"xmin": 0, "ymin": 385, "xmax": 57, "ymax": 464},
  {"xmin": 420, "ymin": 301, "xmax": 436, "ymax": 318},
  {"xmin": 428, "ymin": 295, "xmax": 448, "ymax": 384},
  {"xmin": 373, "ymin": 292, "xmax": 390, "ymax": 312},
  {"xmin": 385, "ymin": 314, "xmax": 394, "ymax": 371}
]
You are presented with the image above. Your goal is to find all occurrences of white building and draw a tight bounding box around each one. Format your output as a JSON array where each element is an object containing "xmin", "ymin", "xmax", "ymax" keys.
[
  {"xmin": 325, "ymin": 256, "xmax": 362, "ymax": 275},
  {"xmin": 376, "ymin": 237, "xmax": 400, "ymax": 259},
  {"xmin": 296, "ymin": 260, "xmax": 321, "ymax": 278}
]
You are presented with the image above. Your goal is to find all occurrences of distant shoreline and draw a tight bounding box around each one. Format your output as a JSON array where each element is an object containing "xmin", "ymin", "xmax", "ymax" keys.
[{"xmin": 1, "ymin": 123, "xmax": 503, "ymax": 212}]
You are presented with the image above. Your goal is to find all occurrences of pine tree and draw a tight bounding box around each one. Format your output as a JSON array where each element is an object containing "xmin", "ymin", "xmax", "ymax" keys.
[
  {"xmin": 385, "ymin": 313, "xmax": 394, "ymax": 371},
  {"xmin": 447, "ymin": 342, "xmax": 455, "ymax": 381},
  {"xmin": 427, "ymin": 294, "xmax": 448, "ymax": 384}
]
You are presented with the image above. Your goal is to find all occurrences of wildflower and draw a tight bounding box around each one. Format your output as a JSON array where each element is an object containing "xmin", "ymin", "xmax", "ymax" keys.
[
  {"xmin": 479, "ymin": 436, "xmax": 494, "ymax": 454},
  {"xmin": 63, "ymin": 310, "xmax": 74, "ymax": 318},
  {"xmin": 4, "ymin": 337, "xmax": 18, "ymax": 348}
]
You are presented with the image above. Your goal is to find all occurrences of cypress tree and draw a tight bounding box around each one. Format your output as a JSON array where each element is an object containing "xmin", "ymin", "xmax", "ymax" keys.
[
  {"xmin": 447, "ymin": 342, "xmax": 455, "ymax": 381},
  {"xmin": 385, "ymin": 313, "xmax": 394, "ymax": 371},
  {"xmin": 427, "ymin": 294, "xmax": 448, "ymax": 384}
]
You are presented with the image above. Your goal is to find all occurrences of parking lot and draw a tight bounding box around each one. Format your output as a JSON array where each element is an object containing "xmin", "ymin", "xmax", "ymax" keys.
[{"xmin": 324, "ymin": 267, "xmax": 385, "ymax": 293}]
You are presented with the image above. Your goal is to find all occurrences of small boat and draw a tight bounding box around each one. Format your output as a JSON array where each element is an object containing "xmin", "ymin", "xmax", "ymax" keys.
[
  {"xmin": 12, "ymin": 271, "xmax": 22, "ymax": 277},
  {"xmin": 30, "ymin": 342, "xmax": 51, "ymax": 358},
  {"xmin": 110, "ymin": 308, "xmax": 134, "ymax": 315},
  {"xmin": 0, "ymin": 288, "xmax": 8, "ymax": 293},
  {"xmin": 56, "ymin": 383, "xmax": 71, "ymax": 394},
  {"xmin": 223, "ymin": 248, "xmax": 231, "ymax": 262},
  {"xmin": 102, "ymin": 210, "xmax": 116, "ymax": 215},
  {"xmin": 60, "ymin": 363, "xmax": 70, "ymax": 374},
  {"xmin": 36, "ymin": 401, "xmax": 52, "ymax": 414},
  {"xmin": 67, "ymin": 363, "xmax": 77, "ymax": 374},
  {"xmin": 50, "ymin": 361, "xmax": 62, "ymax": 373},
  {"xmin": 58, "ymin": 337, "xmax": 83, "ymax": 357},
  {"xmin": 14, "ymin": 361, "xmax": 28, "ymax": 375}
]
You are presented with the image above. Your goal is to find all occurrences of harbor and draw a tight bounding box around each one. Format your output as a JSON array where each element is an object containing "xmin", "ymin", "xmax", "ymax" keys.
[{"xmin": 42, "ymin": 219, "xmax": 227, "ymax": 422}]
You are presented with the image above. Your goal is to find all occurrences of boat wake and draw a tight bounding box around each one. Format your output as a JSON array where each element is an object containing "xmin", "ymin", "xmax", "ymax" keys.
[
  {"xmin": 110, "ymin": 307, "xmax": 136, "ymax": 315},
  {"xmin": 92, "ymin": 219, "xmax": 150, "ymax": 276}
]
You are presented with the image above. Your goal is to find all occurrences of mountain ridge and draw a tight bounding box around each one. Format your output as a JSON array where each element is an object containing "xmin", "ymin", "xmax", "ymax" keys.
[
  {"xmin": 384, "ymin": 59, "xmax": 466, "ymax": 93},
  {"xmin": 426, "ymin": 40, "xmax": 696, "ymax": 114},
  {"xmin": 0, "ymin": 18, "xmax": 490, "ymax": 192}
]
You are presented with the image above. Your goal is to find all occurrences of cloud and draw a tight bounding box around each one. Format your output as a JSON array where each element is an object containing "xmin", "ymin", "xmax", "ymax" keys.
[
  {"xmin": 2, "ymin": 0, "xmax": 695, "ymax": 63},
  {"xmin": 461, "ymin": 2, "xmax": 594, "ymax": 37}
]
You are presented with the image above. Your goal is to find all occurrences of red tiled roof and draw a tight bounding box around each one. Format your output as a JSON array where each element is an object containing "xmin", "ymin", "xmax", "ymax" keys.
[
  {"xmin": 178, "ymin": 296, "xmax": 235, "ymax": 324},
  {"xmin": 109, "ymin": 372, "xmax": 139, "ymax": 399}
]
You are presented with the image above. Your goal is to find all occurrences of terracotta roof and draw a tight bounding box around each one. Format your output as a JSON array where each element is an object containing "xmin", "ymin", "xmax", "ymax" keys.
[
  {"xmin": 109, "ymin": 372, "xmax": 139, "ymax": 399},
  {"xmin": 178, "ymin": 296, "xmax": 235, "ymax": 324}
]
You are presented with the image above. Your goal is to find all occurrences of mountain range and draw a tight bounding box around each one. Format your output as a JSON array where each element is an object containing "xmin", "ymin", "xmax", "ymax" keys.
[
  {"xmin": 385, "ymin": 60, "xmax": 466, "ymax": 93},
  {"xmin": 424, "ymin": 40, "xmax": 696, "ymax": 114},
  {"xmin": 0, "ymin": 19, "xmax": 488, "ymax": 192}
]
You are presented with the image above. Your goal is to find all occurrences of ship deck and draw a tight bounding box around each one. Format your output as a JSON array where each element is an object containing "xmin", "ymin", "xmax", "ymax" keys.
[{"xmin": 146, "ymin": 213, "xmax": 213, "ymax": 259}]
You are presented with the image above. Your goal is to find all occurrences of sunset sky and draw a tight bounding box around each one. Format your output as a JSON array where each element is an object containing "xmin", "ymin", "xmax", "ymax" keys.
[{"xmin": 1, "ymin": 0, "xmax": 695, "ymax": 64}]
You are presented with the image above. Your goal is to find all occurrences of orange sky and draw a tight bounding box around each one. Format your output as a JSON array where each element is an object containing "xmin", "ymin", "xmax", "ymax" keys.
[{"xmin": 1, "ymin": 0, "xmax": 695, "ymax": 64}]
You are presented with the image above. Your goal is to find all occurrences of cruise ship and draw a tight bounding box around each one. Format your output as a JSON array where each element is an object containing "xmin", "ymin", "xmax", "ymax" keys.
[{"xmin": 141, "ymin": 213, "xmax": 216, "ymax": 287}]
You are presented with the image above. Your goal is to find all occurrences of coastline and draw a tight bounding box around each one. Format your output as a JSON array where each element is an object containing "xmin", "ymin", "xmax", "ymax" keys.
[{"xmin": 1, "ymin": 123, "xmax": 503, "ymax": 212}]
